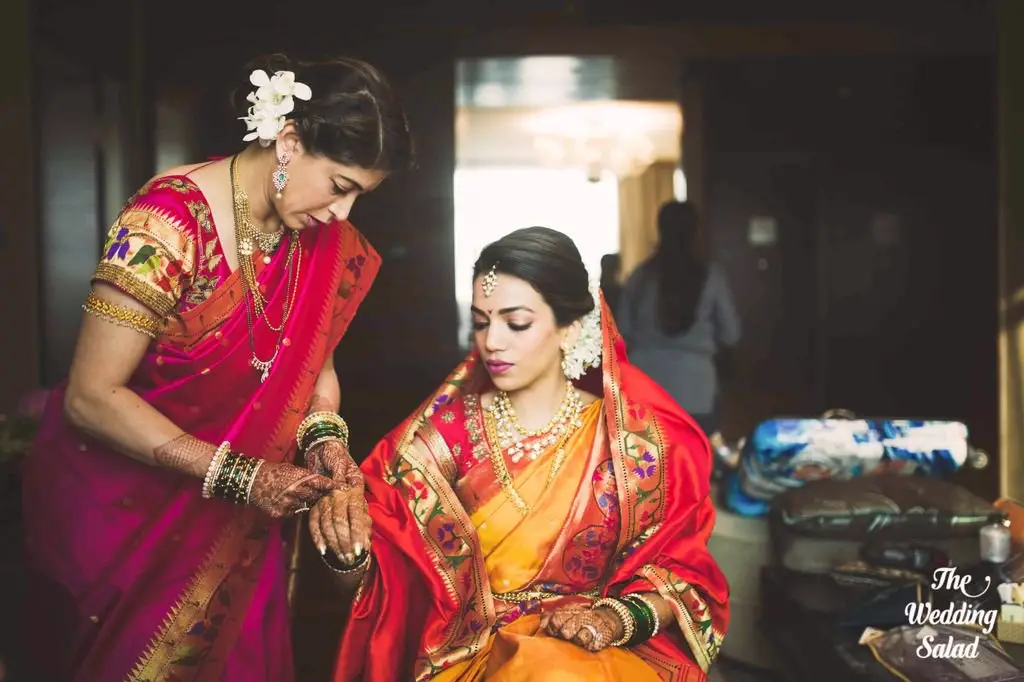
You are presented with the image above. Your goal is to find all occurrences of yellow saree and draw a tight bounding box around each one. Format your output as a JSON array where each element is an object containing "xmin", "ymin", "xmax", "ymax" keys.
[{"xmin": 429, "ymin": 400, "xmax": 660, "ymax": 681}]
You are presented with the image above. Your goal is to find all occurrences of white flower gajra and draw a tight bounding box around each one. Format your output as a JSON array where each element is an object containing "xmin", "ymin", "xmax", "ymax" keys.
[
  {"xmin": 241, "ymin": 69, "xmax": 313, "ymax": 144},
  {"xmin": 563, "ymin": 280, "xmax": 603, "ymax": 380}
]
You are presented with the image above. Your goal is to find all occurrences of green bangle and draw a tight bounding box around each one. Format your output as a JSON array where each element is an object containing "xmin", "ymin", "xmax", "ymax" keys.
[
  {"xmin": 300, "ymin": 423, "xmax": 347, "ymax": 451},
  {"xmin": 622, "ymin": 595, "xmax": 656, "ymax": 646}
]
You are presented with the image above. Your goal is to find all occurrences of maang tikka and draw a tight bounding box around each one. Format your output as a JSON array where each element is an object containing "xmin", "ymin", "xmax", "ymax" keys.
[{"xmin": 482, "ymin": 264, "xmax": 499, "ymax": 297}]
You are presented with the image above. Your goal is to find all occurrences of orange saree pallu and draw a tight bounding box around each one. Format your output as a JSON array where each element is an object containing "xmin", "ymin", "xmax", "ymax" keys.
[
  {"xmin": 21, "ymin": 177, "xmax": 381, "ymax": 682},
  {"xmin": 334, "ymin": 297, "xmax": 730, "ymax": 682}
]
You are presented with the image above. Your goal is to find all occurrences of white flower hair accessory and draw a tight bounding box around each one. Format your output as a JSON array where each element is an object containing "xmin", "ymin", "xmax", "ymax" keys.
[
  {"xmin": 241, "ymin": 69, "xmax": 313, "ymax": 144},
  {"xmin": 561, "ymin": 279, "xmax": 603, "ymax": 380}
]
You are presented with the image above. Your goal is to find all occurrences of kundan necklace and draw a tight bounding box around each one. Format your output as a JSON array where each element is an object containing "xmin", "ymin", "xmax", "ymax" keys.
[
  {"xmin": 230, "ymin": 155, "xmax": 301, "ymax": 382},
  {"xmin": 488, "ymin": 381, "xmax": 584, "ymax": 464},
  {"xmin": 483, "ymin": 382, "xmax": 584, "ymax": 515}
]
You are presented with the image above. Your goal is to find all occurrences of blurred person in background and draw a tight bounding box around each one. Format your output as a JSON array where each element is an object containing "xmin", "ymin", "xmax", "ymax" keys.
[{"xmin": 617, "ymin": 201, "xmax": 740, "ymax": 440}]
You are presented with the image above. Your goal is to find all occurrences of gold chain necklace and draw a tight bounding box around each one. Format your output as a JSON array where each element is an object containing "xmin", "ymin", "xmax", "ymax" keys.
[
  {"xmin": 229, "ymin": 155, "xmax": 301, "ymax": 382},
  {"xmin": 230, "ymin": 158, "xmax": 285, "ymax": 262},
  {"xmin": 230, "ymin": 156, "xmax": 291, "ymax": 330}
]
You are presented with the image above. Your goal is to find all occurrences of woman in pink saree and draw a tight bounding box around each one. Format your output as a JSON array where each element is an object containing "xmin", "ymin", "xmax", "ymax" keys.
[{"xmin": 20, "ymin": 54, "xmax": 412, "ymax": 682}]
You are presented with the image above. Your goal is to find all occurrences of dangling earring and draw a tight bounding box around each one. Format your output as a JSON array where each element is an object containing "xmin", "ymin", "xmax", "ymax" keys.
[
  {"xmin": 273, "ymin": 151, "xmax": 290, "ymax": 199},
  {"xmin": 560, "ymin": 339, "xmax": 573, "ymax": 379}
]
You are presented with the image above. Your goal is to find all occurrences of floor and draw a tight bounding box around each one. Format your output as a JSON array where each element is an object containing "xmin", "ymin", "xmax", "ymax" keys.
[{"xmin": 709, "ymin": 658, "xmax": 780, "ymax": 682}]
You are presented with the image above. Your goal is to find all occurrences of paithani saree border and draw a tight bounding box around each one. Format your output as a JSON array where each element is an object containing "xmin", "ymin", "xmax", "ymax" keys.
[
  {"xmin": 602, "ymin": 317, "xmax": 667, "ymax": 558},
  {"xmin": 641, "ymin": 565, "xmax": 724, "ymax": 674},
  {"xmin": 632, "ymin": 641, "xmax": 687, "ymax": 682},
  {"xmin": 124, "ymin": 508, "xmax": 268, "ymax": 682},
  {"xmin": 380, "ymin": 358, "xmax": 497, "ymax": 681},
  {"xmin": 416, "ymin": 420, "xmax": 459, "ymax": 484},
  {"xmin": 265, "ymin": 226, "xmax": 348, "ymax": 464},
  {"xmin": 390, "ymin": 423, "xmax": 497, "ymax": 680}
]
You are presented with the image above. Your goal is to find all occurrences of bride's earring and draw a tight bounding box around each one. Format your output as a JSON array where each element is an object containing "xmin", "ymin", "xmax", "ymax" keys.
[{"xmin": 560, "ymin": 339, "xmax": 573, "ymax": 379}]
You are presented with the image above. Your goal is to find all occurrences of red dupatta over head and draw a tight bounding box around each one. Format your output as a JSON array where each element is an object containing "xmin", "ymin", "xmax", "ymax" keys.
[{"xmin": 334, "ymin": 293, "xmax": 730, "ymax": 682}]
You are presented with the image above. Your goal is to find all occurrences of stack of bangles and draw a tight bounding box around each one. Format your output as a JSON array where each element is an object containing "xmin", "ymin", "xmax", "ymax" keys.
[
  {"xmin": 295, "ymin": 411, "xmax": 370, "ymax": 574},
  {"xmin": 592, "ymin": 594, "xmax": 661, "ymax": 647},
  {"xmin": 296, "ymin": 411, "xmax": 350, "ymax": 453},
  {"xmin": 201, "ymin": 441, "xmax": 263, "ymax": 504}
]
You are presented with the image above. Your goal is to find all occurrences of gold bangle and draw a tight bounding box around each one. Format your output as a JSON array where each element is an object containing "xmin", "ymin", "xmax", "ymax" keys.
[
  {"xmin": 82, "ymin": 291, "xmax": 164, "ymax": 339},
  {"xmin": 296, "ymin": 411, "xmax": 349, "ymax": 447},
  {"xmin": 592, "ymin": 597, "xmax": 636, "ymax": 647},
  {"xmin": 304, "ymin": 435, "xmax": 345, "ymax": 453}
]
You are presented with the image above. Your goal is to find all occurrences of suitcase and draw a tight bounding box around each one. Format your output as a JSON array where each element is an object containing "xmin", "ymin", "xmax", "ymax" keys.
[{"xmin": 721, "ymin": 413, "xmax": 988, "ymax": 517}]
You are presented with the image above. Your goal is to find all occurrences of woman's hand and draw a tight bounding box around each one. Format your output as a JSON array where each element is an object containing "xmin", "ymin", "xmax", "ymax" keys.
[
  {"xmin": 543, "ymin": 605, "xmax": 624, "ymax": 652},
  {"xmin": 304, "ymin": 438, "xmax": 372, "ymax": 564},
  {"xmin": 308, "ymin": 482, "xmax": 372, "ymax": 565},
  {"xmin": 247, "ymin": 461, "xmax": 338, "ymax": 518},
  {"xmin": 304, "ymin": 439, "xmax": 362, "ymax": 487}
]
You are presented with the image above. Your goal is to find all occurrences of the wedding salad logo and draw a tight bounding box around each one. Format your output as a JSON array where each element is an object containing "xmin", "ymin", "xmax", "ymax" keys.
[{"xmin": 904, "ymin": 566, "xmax": 1000, "ymax": 659}]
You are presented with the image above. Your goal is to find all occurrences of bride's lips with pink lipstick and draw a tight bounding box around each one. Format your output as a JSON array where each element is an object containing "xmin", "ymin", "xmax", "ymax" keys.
[
  {"xmin": 485, "ymin": 360, "xmax": 513, "ymax": 374},
  {"xmin": 304, "ymin": 214, "xmax": 323, "ymax": 228}
]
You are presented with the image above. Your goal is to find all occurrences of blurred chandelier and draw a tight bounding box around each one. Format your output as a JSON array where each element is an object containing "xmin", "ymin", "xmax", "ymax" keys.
[{"xmin": 523, "ymin": 101, "xmax": 671, "ymax": 178}]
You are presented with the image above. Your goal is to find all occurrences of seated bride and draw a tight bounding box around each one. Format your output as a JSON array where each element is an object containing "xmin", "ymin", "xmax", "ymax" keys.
[{"xmin": 312, "ymin": 226, "xmax": 730, "ymax": 682}]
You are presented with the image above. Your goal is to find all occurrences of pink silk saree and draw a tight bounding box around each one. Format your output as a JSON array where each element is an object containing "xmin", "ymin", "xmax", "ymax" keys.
[{"xmin": 20, "ymin": 176, "xmax": 380, "ymax": 682}]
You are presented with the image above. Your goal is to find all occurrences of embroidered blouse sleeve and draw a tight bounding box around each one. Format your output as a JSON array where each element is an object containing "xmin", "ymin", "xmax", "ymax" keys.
[{"xmin": 92, "ymin": 183, "xmax": 198, "ymax": 318}]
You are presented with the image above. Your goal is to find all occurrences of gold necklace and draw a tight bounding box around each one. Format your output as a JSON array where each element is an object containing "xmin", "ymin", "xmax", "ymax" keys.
[
  {"xmin": 230, "ymin": 159, "xmax": 285, "ymax": 263},
  {"xmin": 487, "ymin": 382, "xmax": 584, "ymax": 463},
  {"xmin": 230, "ymin": 156, "xmax": 298, "ymax": 332},
  {"xmin": 230, "ymin": 155, "xmax": 301, "ymax": 382},
  {"xmin": 482, "ymin": 385, "xmax": 584, "ymax": 515}
]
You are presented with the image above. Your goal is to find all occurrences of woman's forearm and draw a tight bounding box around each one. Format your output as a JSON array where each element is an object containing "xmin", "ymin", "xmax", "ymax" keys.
[
  {"xmin": 638, "ymin": 592, "xmax": 675, "ymax": 628},
  {"xmin": 64, "ymin": 384, "xmax": 213, "ymax": 479},
  {"xmin": 308, "ymin": 364, "xmax": 341, "ymax": 414},
  {"xmin": 64, "ymin": 285, "xmax": 218, "ymax": 480}
]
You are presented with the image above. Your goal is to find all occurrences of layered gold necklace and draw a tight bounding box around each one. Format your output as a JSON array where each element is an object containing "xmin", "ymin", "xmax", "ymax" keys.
[
  {"xmin": 483, "ymin": 381, "xmax": 584, "ymax": 515},
  {"xmin": 229, "ymin": 155, "xmax": 301, "ymax": 382}
]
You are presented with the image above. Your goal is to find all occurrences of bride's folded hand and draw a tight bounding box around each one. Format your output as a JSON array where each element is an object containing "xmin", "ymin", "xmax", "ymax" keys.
[
  {"xmin": 544, "ymin": 605, "xmax": 624, "ymax": 652},
  {"xmin": 308, "ymin": 480, "xmax": 371, "ymax": 566}
]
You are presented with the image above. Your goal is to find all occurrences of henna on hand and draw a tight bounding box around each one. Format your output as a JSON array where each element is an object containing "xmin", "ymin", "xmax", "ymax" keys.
[
  {"xmin": 546, "ymin": 605, "xmax": 624, "ymax": 652},
  {"xmin": 307, "ymin": 393, "xmax": 336, "ymax": 415},
  {"xmin": 305, "ymin": 439, "xmax": 363, "ymax": 488},
  {"xmin": 248, "ymin": 461, "xmax": 338, "ymax": 518},
  {"xmin": 153, "ymin": 434, "xmax": 216, "ymax": 479}
]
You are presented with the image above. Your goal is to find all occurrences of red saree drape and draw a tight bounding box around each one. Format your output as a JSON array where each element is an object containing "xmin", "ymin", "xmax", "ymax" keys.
[
  {"xmin": 21, "ymin": 177, "xmax": 380, "ymax": 682},
  {"xmin": 334, "ymin": 294, "xmax": 730, "ymax": 682}
]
